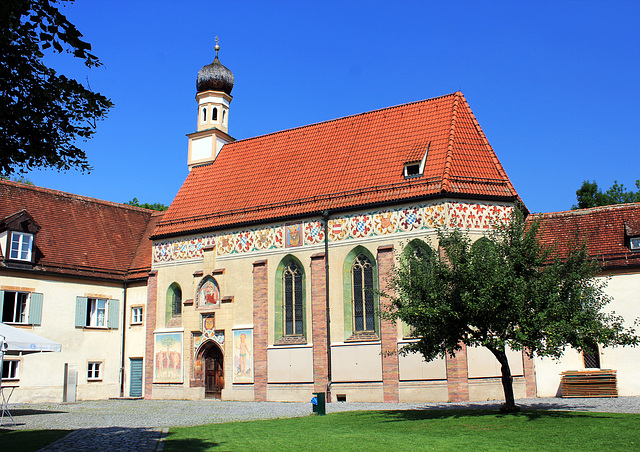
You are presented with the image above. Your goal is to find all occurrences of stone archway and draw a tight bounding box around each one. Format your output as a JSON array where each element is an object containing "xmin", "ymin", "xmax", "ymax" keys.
[{"xmin": 197, "ymin": 340, "xmax": 224, "ymax": 399}]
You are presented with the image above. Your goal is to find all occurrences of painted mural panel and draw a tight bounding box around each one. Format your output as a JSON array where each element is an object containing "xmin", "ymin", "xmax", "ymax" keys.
[
  {"xmin": 154, "ymin": 332, "xmax": 183, "ymax": 383},
  {"xmin": 233, "ymin": 329, "xmax": 253, "ymax": 383},
  {"xmin": 197, "ymin": 277, "xmax": 220, "ymax": 308},
  {"xmin": 285, "ymin": 223, "xmax": 302, "ymax": 247}
]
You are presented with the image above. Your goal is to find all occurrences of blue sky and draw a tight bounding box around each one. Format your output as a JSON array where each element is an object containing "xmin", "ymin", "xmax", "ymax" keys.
[{"xmin": 23, "ymin": 0, "xmax": 640, "ymax": 214}]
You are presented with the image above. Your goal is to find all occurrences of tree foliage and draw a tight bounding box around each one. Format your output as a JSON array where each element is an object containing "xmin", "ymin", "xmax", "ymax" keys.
[
  {"xmin": 574, "ymin": 180, "xmax": 640, "ymax": 209},
  {"xmin": 0, "ymin": 0, "xmax": 113, "ymax": 176},
  {"xmin": 383, "ymin": 208, "xmax": 638, "ymax": 411},
  {"xmin": 125, "ymin": 198, "xmax": 168, "ymax": 212}
]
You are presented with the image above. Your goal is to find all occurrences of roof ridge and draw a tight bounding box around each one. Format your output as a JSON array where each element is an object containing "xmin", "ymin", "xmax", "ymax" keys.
[
  {"xmin": 534, "ymin": 202, "xmax": 640, "ymax": 218},
  {"xmin": 442, "ymin": 92, "xmax": 460, "ymax": 192},
  {"xmin": 226, "ymin": 92, "xmax": 461, "ymax": 147},
  {"xmin": 0, "ymin": 179, "xmax": 154, "ymax": 214},
  {"xmin": 458, "ymin": 93, "xmax": 519, "ymax": 198}
]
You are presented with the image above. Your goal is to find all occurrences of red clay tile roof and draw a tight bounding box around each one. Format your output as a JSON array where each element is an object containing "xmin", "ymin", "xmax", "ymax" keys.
[
  {"xmin": 0, "ymin": 180, "xmax": 158, "ymax": 281},
  {"xmin": 154, "ymin": 92, "xmax": 518, "ymax": 238},
  {"xmin": 532, "ymin": 203, "xmax": 640, "ymax": 270}
]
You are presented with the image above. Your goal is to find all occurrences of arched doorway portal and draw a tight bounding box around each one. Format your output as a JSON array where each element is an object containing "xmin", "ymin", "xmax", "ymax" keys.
[{"xmin": 199, "ymin": 341, "xmax": 224, "ymax": 399}]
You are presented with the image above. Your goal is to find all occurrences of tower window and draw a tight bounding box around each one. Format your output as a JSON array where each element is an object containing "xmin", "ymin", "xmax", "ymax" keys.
[
  {"xmin": 222, "ymin": 110, "xmax": 227, "ymax": 125},
  {"xmin": 201, "ymin": 107, "xmax": 207, "ymax": 123},
  {"xmin": 212, "ymin": 107, "xmax": 218, "ymax": 121}
]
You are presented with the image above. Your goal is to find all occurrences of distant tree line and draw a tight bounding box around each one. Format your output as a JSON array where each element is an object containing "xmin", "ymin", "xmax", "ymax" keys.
[
  {"xmin": 125, "ymin": 197, "xmax": 168, "ymax": 211},
  {"xmin": 573, "ymin": 180, "xmax": 640, "ymax": 209}
]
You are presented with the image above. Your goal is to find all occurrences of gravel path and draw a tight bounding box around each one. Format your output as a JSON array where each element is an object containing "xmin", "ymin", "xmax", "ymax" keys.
[{"xmin": 1, "ymin": 397, "xmax": 638, "ymax": 451}]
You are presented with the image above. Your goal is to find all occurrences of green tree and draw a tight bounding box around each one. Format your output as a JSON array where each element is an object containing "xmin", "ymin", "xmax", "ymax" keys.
[
  {"xmin": 125, "ymin": 198, "xmax": 168, "ymax": 212},
  {"xmin": 0, "ymin": 0, "xmax": 113, "ymax": 176},
  {"xmin": 0, "ymin": 175, "xmax": 34, "ymax": 185},
  {"xmin": 574, "ymin": 180, "xmax": 640, "ymax": 209},
  {"xmin": 383, "ymin": 208, "xmax": 638, "ymax": 412}
]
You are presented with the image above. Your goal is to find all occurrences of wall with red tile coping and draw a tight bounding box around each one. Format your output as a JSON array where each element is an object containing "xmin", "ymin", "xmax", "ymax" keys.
[
  {"xmin": 144, "ymin": 271, "xmax": 157, "ymax": 399},
  {"xmin": 252, "ymin": 260, "xmax": 268, "ymax": 401},
  {"xmin": 378, "ymin": 245, "xmax": 399, "ymax": 402},
  {"xmin": 446, "ymin": 343, "xmax": 470, "ymax": 402},
  {"xmin": 310, "ymin": 253, "xmax": 329, "ymax": 398}
]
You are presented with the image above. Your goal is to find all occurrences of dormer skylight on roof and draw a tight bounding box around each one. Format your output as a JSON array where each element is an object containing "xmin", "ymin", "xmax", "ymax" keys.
[
  {"xmin": 0, "ymin": 209, "xmax": 40, "ymax": 264},
  {"xmin": 404, "ymin": 163, "xmax": 421, "ymax": 177},
  {"xmin": 630, "ymin": 237, "xmax": 640, "ymax": 251},
  {"xmin": 404, "ymin": 142, "xmax": 430, "ymax": 179},
  {"xmin": 9, "ymin": 231, "xmax": 33, "ymax": 261}
]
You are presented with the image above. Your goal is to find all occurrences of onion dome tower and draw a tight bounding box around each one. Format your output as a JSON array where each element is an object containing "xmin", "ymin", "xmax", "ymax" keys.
[{"xmin": 187, "ymin": 40, "xmax": 235, "ymax": 169}]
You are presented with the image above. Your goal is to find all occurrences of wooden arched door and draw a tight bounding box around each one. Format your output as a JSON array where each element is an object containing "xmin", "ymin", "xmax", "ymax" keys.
[{"xmin": 203, "ymin": 342, "xmax": 224, "ymax": 398}]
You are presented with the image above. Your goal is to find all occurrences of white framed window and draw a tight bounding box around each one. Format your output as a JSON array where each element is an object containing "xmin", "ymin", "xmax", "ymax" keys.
[
  {"xmin": 131, "ymin": 306, "xmax": 143, "ymax": 325},
  {"xmin": 75, "ymin": 297, "xmax": 119, "ymax": 329},
  {"xmin": 9, "ymin": 231, "xmax": 33, "ymax": 261},
  {"xmin": 2, "ymin": 291, "xmax": 28, "ymax": 323},
  {"xmin": 88, "ymin": 298, "xmax": 108, "ymax": 327},
  {"xmin": 630, "ymin": 237, "xmax": 640, "ymax": 251},
  {"xmin": 87, "ymin": 361, "xmax": 102, "ymax": 380},
  {"xmin": 0, "ymin": 290, "xmax": 43, "ymax": 325},
  {"xmin": 2, "ymin": 359, "xmax": 20, "ymax": 380}
]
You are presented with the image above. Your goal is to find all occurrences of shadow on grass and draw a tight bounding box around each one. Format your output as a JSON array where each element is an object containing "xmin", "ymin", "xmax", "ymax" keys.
[
  {"xmin": 162, "ymin": 433, "xmax": 222, "ymax": 452},
  {"xmin": 379, "ymin": 407, "xmax": 622, "ymax": 422}
]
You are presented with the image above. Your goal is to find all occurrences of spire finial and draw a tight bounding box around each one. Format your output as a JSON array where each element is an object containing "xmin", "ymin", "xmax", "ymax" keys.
[{"xmin": 214, "ymin": 36, "xmax": 220, "ymax": 58}]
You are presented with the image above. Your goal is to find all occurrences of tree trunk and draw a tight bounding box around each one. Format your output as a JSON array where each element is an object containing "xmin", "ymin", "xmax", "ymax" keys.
[{"xmin": 488, "ymin": 347, "xmax": 517, "ymax": 412}]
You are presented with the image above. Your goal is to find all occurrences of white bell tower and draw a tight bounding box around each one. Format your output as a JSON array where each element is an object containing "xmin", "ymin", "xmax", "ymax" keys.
[{"xmin": 187, "ymin": 40, "xmax": 235, "ymax": 169}]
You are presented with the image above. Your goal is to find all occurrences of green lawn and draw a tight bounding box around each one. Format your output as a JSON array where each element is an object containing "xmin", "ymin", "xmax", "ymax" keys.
[{"xmin": 163, "ymin": 410, "xmax": 640, "ymax": 452}]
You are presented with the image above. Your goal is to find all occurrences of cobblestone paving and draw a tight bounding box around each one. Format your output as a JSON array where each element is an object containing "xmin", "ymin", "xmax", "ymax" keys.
[
  {"xmin": 38, "ymin": 427, "xmax": 167, "ymax": 452},
  {"xmin": 1, "ymin": 397, "xmax": 636, "ymax": 451}
]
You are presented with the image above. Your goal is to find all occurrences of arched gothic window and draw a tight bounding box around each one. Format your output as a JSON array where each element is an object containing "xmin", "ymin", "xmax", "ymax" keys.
[
  {"xmin": 275, "ymin": 256, "xmax": 306, "ymax": 344},
  {"xmin": 283, "ymin": 261, "xmax": 303, "ymax": 336},
  {"xmin": 166, "ymin": 283, "xmax": 182, "ymax": 325},
  {"xmin": 212, "ymin": 107, "xmax": 218, "ymax": 121},
  {"xmin": 352, "ymin": 254, "xmax": 375, "ymax": 332}
]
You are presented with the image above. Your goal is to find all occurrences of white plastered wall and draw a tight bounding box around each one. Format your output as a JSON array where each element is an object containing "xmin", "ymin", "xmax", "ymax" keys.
[
  {"xmin": 534, "ymin": 271, "xmax": 640, "ymax": 397},
  {"xmin": 0, "ymin": 273, "xmax": 133, "ymax": 403}
]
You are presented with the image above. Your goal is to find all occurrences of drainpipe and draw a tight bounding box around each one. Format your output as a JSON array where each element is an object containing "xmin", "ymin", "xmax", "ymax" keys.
[
  {"xmin": 120, "ymin": 280, "xmax": 128, "ymax": 398},
  {"xmin": 322, "ymin": 210, "xmax": 332, "ymax": 402}
]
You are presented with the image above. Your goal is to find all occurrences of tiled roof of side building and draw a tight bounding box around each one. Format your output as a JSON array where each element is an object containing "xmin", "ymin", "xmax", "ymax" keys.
[
  {"xmin": 0, "ymin": 180, "xmax": 157, "ymax": 281},
  {"xmin": 127, "ymin": 211, "xmax": 164, "ymax": 280},
  {"xmin": 531, "ymin": 202, "xmax": 640, "ymax": 269},
  {"xmin": 154, "ymin": 92, "xmax": 519, "ymax": 238}
]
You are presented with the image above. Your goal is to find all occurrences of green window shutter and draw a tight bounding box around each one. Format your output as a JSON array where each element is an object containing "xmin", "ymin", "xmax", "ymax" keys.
[
  {"xmin": 29, "ymin": 293, "xmax": 43, "ymax": 326},
  {"xmin": 108, "ymin": 299, "xmax": 120, "ymax": 329},
  {"xmin": 75, "ymin": 297, "xmax": 88, "ymax": 327}
]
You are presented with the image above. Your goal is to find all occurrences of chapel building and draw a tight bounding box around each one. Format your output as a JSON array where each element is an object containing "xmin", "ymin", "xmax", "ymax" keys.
[{"xmin": 145, "ymin": 47, "xmax": 536, "ymax": 403}]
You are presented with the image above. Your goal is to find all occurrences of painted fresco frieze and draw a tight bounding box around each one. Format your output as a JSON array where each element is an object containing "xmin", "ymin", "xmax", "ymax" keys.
[{"xmin": 152, "ymin": 202, "xmax": 514, "ymax": 263}]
